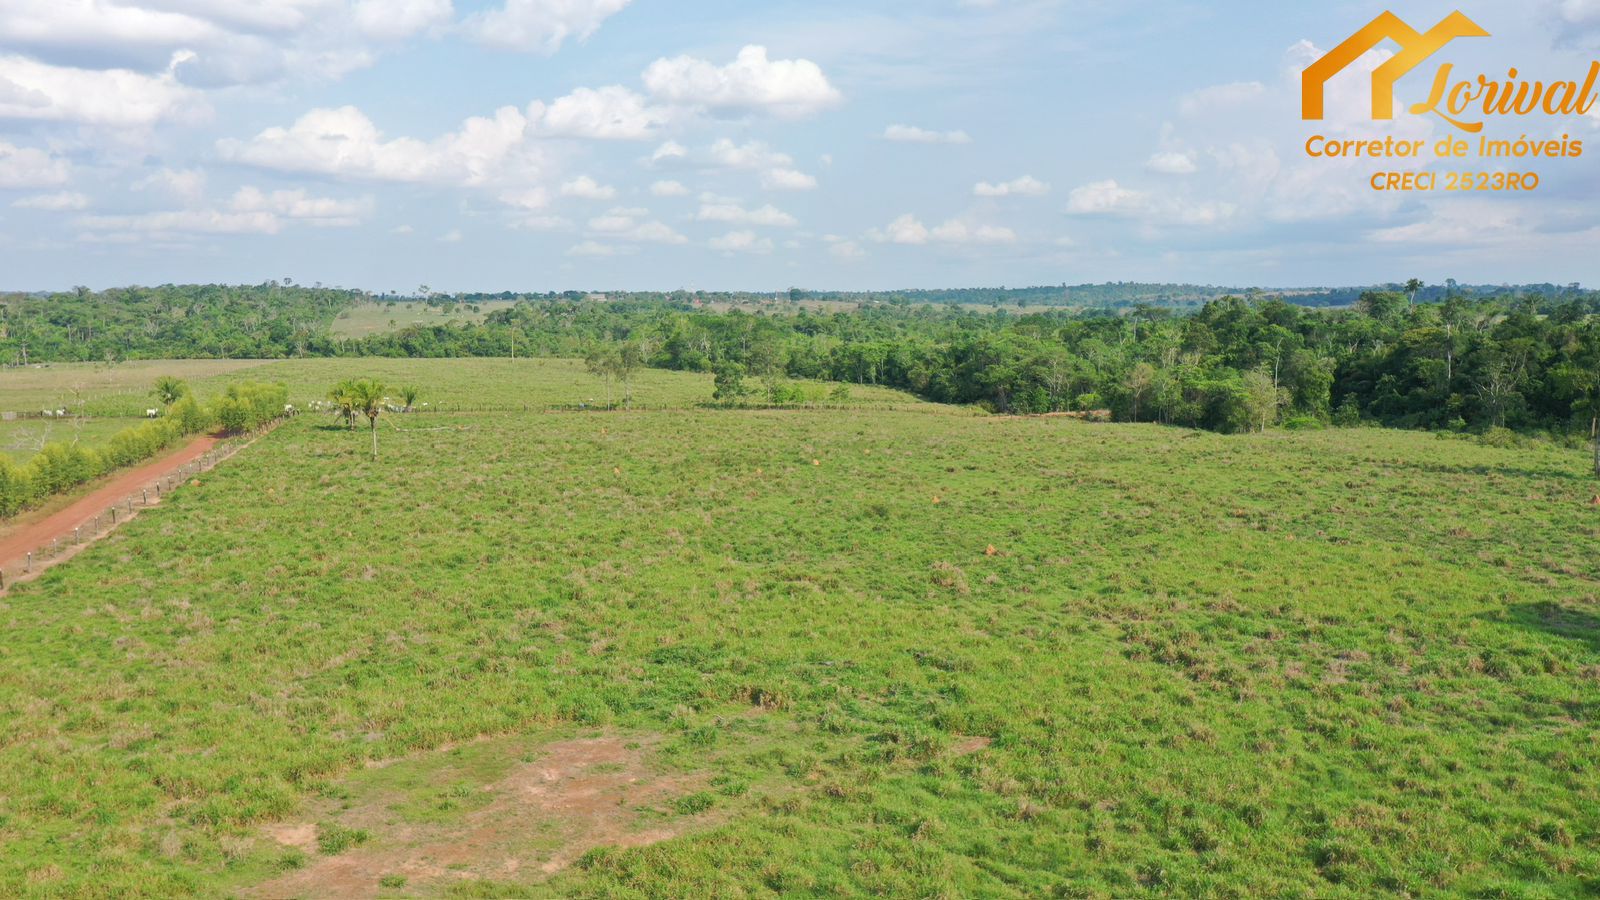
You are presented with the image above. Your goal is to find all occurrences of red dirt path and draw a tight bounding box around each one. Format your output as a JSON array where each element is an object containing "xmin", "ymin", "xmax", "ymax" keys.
[{"xmin": 0, "ymin": 433, "xmax": 219, "ymax": 588}]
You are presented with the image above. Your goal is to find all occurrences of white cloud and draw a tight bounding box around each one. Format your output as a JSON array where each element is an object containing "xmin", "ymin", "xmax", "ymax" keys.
[
  {"xmin": 696, "ymin": 202, "xmax": 797, "ymax": 227},
  {"xmin": 761, "ymin": 168, "xmax": 817, "ymax": 191},
  {"xmin": 710, "ymin": 138, "xmax": 791, "ymax": 169},
  {"xmin": 498, "ymin": 187, "xmax": 551, "ymax": 209},
  {"xmin": 708, "ymin": 230, "xmax": 774, "ymax": 254},
  {"xmin": 566, "ymin": 240, "xmax": 627, "ymax": 257},
  {"xmin": 218, "ymin": 105, "xmax": 536, "ymax": 186},
  {"xmin": 439, "ymin": 228, "xmax": 464, "ymax": 243},
  {"xmin": 133, "ymin": 167, "xmax": 208, "ymax": 205},
  {"xmin": 76, "ymin": 209, "xmax": 283, "ymax": 236},
  {"xmin": 869, "ymin": 214, "xmax": 1015, "ymax": 245},
  {"xmin": 1145, "ymin": 152, "xmax": 1197, "ymax": 175},
  {"xmin": 529, "ymin": 85, "xmax": 669, "ymax": 140},
  {"xmin": 12, "ymin": 191, "xmax": 89, "ymax": 211},
  {"xmin": 643, "ymin": 45, "xmax": 841, "ymax": 119},
  {"xmin": 884, "ymin": 124, "xmax": 971, "ymax": 144},
  {"xmin": 560, "ymin": 175, "xmax": 616, "ymax": 200},
  {"xmin": 650, "ymin": 179, "xmax": 689, "ymax": 197},
  {"xmin": 706, "ymin": 138, "xmax": 817, "ymax": 191},
  {"xmin": 73, "ymin": 182, "xmax": 369, "ymax": 239},
  {"xmin": 0, "ymin": 53, "xmax": 207, "ymax": 127},
  {"xmin": 650, "ymin": 140, "xmax": 687, "ymax": 163},
  {"xmin": 230, "ymin": 186, "xmax": 373, "ymax": 226},
  {"xmin": 973, "ymin": 175, "xmax": 1049, "ymax": 197},
  {"xmin": 353, "ymin": 0, "xmax": 454, "ymax": 41},
  {"xmin": 462, "ymin": 0, "xmax": 631, "ymax": 53},
  {"xmin": 585, "ymin": 207, "xmax": 685, "ymax": 243},
  {"xmin": 825, "ymin": 236, "xmax": 865, "ymax": 259},
  {"xmin": 0, "ymin": 141, "xmax": 70, "ymax": 188},
  {"xmin": 1065, "ymin": 179, "xmax": 1148, "ymax": 215}
]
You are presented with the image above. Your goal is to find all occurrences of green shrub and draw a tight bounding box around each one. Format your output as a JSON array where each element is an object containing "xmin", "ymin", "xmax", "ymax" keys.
[
  {"xmin": 1478, "ymin": 427, "xmax": 1521, "ymax": 449},
  {"xmin": 212, "ymin": 382, "xmax": 288, "ymax": 435},
  {"xmin": 1283, "ymin": 415, "xmax": 1325, "ymax": 431}
]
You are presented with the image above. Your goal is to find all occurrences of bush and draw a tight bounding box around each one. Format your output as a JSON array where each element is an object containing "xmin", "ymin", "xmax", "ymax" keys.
[
  {"xmin": 1074, "ymin": 393, "xmax": 1103, "ymax": 412},
  {"xmin": 212, "ymin": 382, "xmax": 288, "ymax": 435},
  {"xmin": 1332, "ymin": 398, "xmax": 1362, "ymax": 428},
  {"xmin": 1283, "ymin": 416, "xmax": 1325, "ymax": 431},
  {"xmin": 1478, "ymin": 427, "xmax": 1522, "ymax": 449}
]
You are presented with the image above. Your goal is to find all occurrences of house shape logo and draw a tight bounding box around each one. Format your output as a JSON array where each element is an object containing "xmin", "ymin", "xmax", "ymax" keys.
[{"xmin": 1302, "ymin": 11, "xmax": 1489, "ymax": 121}]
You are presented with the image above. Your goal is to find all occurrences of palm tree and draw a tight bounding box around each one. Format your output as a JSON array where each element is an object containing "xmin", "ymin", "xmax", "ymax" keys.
[
  {"xmin": 347, "ymin": 378, "xmax": 387, "ymax": 460},
  {"xmin": 1405, "ymin": 278, "xmax": 1424, "ymax": 310},
  {"xmin": 400, "ymin": 385, "xmax": 420, "ymax": 412},
  {"xmin": 152, "ymin": 376, "xmax": 188, "ymax": 407},
  {"xmin": 329, "ymin": 380, "xmax": 359, "ymax": 430}
]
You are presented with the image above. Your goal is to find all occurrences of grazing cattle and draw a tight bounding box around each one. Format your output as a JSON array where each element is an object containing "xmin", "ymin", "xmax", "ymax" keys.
[{"xmin": 147, "ymin": 408, "xmax": 161, "ymax": 418}]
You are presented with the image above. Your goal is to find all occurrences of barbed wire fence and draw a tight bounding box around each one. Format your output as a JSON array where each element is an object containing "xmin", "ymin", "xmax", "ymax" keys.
[{"xmin": 0, "ymin": 417, "xmax": 288, "ymax": 593}]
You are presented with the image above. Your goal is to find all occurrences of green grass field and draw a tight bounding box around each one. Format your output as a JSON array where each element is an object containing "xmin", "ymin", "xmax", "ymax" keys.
[
  {"xmin": 1, "ymin": 391, "xmax": 1596, "ymax": 896},
  {"xmin": 0, "ymin": 416, "xmax": 153, "ymax": 463},
  {"xmin": 0, "ymin": 360, "xmax": 269, "ymax": 417}
]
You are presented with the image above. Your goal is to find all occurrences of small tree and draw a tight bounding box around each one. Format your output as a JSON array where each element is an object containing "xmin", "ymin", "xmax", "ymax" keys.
[
  {"xmin": 713, "ymin": 362, "xmax": 748, "ymax": 403},
  {"xmin": 1241, "ymin": 369, "xmax": 1282, "ymax": 433},
  {"xmin": 585, "ymin": 346, "xmax": 619, "ymax": 408},
  {"xmin": 1405, "ymin": 278, "xmax": 1424, "ymax": 310},
  {"xmin": 400, "ymin": 385, "xmax": 420, "ymax": 411},
  {"xmin": 1124, "ymin": 362, "xmax": 1156, "ymax": 422}
]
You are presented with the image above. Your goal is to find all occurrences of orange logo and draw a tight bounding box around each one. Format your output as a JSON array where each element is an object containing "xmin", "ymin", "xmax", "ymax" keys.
[{"xmin": 1302, "ymin": 11, "xmax": 1489, "ymax": 121}]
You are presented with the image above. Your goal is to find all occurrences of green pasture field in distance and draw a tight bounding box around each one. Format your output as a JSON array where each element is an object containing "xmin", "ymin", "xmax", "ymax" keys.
[
  {"xmin": 329, "ymin": 301, "xmax": 521, "ymax": 339},
  {"xmin": 3, "ymin": 357, "xmax": 938, "ymax": 420},
  {"xmin": 0, "ymin": 416, "xmax": 153, "ymax": 463},
  {"xmin": 1, "ymin": 407, "xmax": 1596, "ymax": 897},
  {"xmin": 0, "ymin": 360, "xmax": 270, "ymax": 417}
]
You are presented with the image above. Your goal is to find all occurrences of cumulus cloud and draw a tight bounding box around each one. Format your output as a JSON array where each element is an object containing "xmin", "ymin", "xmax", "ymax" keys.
[
  {"xmin": 0, "ymin": 53, "xmax": 207, "ymax": 127},
  {"xmin": 133, "ymin": 167, "xmax": 208, "ymax": 205},
  {"xmin": 643, "ymin": 46, "xmax": 841, "ymax": 119},
  {"xmin": 883, "ymin": 124, "xmax": 971, "ymax": 144},
  {"xmin": 1065, "ymin": 179, "xmax": 1148, "ymax": 215},
  {"xmin": 973, "ymin": 175, "xmax": 1049, "ymax": 197},
  {"xmin": 217, "ymin": 104, "xmax": 536, "ymax": 186},
  {"xmin": 708, "ymin": 229, "xmax": 774, "ymax": 254},
  {"xmin": 353, "ymin": 0, "xmax": 454, "ymax": 41},
  {"xmin": 1145, "ymin": 152, "xmax": 1197, "ymax": 175},
  {"xmin": 560, "ymin": 175, "xmax": 617, "ymax": 199},
  {"xmin": 566, "ymin": 240, "xmax": 627, "ymax": 257},
  {"xmin": 586, "ymin": 207, "xmax": 685, "ymax": 243},
  {"xmin": 869, "ymin": 214, "xmax": 1015, "ymax": 245},
  {"xmin": 650, "ymin": 179, "xmax": 689, "ymax": 197},
  {"xmin": 12, "ymin": 191, "xmax": 88, "ymax": 211},
  {"xmin": 696, "ymin": 202, "xmax": 797, "ymax": 227},
  {"xmin": 463, "ymin": 0, "xmax": 631, "ymax": 53},
  {"xmin": 529, "ymin": 85, "xmax": 670, "ymax": 140},
  {"xmin": 0, "ymin": 141, "xmax": 70, "ymax": 188},
  {"xmin": 761, "ymin": 168, "xmax": 817, "ymax": 191},
  {"xmin": 1177, "ymin": 81, "xmax": 1266, "ymax": 117},
  {"xmin": 73, "ymin": 184, "xmax": 371, "ymax": 238}
]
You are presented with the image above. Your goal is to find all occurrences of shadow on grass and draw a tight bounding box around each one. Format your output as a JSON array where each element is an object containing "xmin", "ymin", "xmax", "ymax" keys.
[{"xmin": 1497, "ymin": 602, "xmax": 1600, "ymax": 655}]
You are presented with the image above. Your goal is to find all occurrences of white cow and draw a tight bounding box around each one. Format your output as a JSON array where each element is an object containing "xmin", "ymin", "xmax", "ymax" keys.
[{"xmin": 147, "ymin": 408, "xmax": 161, "ymax": 418}]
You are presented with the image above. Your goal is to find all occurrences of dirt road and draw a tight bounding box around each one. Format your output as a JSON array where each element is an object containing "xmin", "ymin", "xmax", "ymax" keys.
[{"xmin": 0, "ymin": 434, "xmax": 220, "ymax": 588}]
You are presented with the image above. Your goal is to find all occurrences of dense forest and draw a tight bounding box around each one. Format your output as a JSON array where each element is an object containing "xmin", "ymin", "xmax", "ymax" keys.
[{"xmin": 4, "ymin": 283, "xmax": 1600, "ymax": 442}]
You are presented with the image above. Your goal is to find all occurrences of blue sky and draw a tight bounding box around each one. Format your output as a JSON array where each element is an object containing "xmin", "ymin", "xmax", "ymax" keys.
[{"xmin": 1, "ymin": 0, "xmax": 1598, "ymax": 292}]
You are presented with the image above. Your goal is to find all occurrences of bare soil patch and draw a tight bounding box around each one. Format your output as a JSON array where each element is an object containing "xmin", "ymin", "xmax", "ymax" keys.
[{"xmin": 250, "ymin": 735, "xmax": 712, "ymax": 898}]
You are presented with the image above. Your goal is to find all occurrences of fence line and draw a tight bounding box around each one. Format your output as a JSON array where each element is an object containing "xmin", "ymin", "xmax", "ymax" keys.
[{"xmin": 0, "ymin": 417, "xmax": 288, "ymax": 593}]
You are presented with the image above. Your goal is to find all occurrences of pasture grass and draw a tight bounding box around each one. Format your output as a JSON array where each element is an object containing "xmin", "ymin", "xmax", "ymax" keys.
[
  {"xmin": 0, "ymin": 408, "xmax": 1596, "ymax": 896},
  {"xmin": 0, "ymin": 417, "xmax": 151, "ymax": 463},
  {"xmin": 330, "ymin": 302, "xmax": 520, "ymax": 339},
  {"xmin": 0, "ymin": 360, "xmax": 269, "ymax": 416}
]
